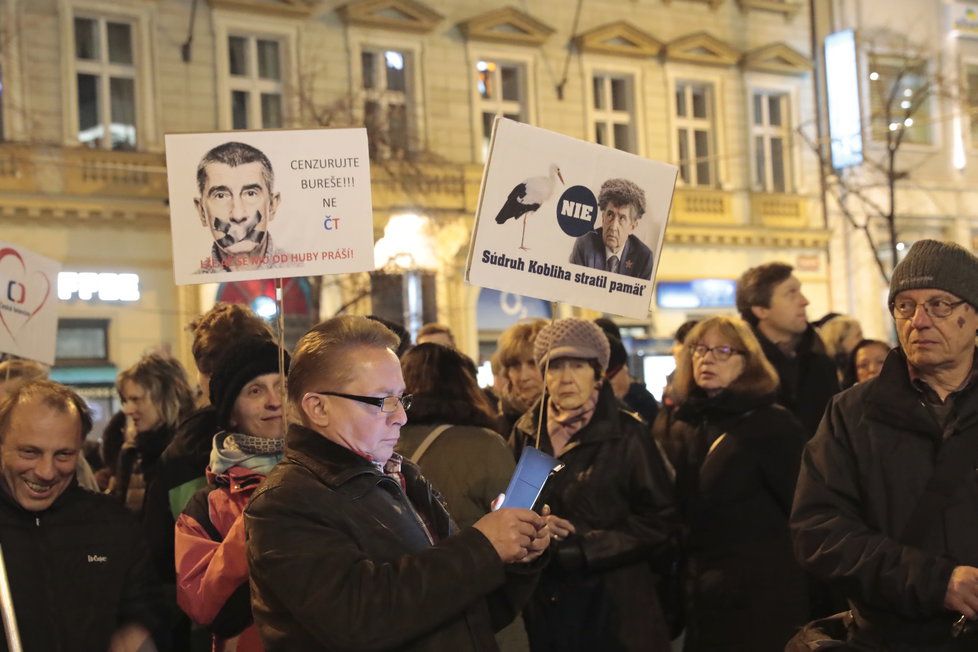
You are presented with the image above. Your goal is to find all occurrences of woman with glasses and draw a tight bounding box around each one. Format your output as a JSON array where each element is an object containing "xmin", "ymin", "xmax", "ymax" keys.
[
  {"xmin": 654, "ymin": 315, "xmax": 809, "ymax": 651},
  {"xmin": 175, "ymin": 337, "xmax": 288, "ymax": 652},
  {"xmin": 511, "ymin": 318, "xmax": 679, "ymax": 651}
]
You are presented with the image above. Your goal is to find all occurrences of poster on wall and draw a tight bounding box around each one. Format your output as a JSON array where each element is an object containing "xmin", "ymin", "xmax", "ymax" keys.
[
  {"xmin": 0, "ymin": 243, "xmax": 61, "ymax": 365},
  {"xmin": 165, "ymin": 128, "xmax": 374, "ymax": 285},
  {"xmin": 465, "ymin": 118, "xmax": 678, "ymax": 319}
]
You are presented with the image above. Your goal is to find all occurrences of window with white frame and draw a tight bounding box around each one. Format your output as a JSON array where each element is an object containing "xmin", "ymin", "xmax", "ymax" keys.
[
  {"xmin": 751, "ymin": 91, "xmax": 791, "ymax": 193},
  {"xmin": 72, "ymin": 15, "xmax": 137, "ymax": 150},
  {"xmin": 475, "ymin": 59, "xmax": 525, "ymax": 160},
  {"xmin": 674, "ymin": 81, "xmax": 716, "ymax": 187},
  {"xmin": 868, "ymin": 54, "xmax": 931, "ymax": 146},
  {"xmin": 226, "ymin": 34, "xmax": 284, "ymax": 130},
  {"xmin": 965, "ymin": 63, "xmax": 978, "ymax": 147},
  {"xmin": 361, "ymin": 48, "xmax": 411, "ymax": 159},
  {"xmin": 592, "ymin": 73, "xmax": 635, "ymax": 153}
]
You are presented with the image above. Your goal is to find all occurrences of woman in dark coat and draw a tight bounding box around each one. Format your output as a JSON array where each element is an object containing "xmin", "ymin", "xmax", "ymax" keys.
[
  {"xmin": 511, "ymin": 318, "xmax": 679, "ymax": 652},
  {"xmin": 653, "ymin": 315, "xmax": 808, "ymax": 652}
]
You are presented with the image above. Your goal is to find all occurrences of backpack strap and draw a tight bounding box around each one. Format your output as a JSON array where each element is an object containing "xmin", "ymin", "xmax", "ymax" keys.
[{"xmin": 410, "ymin": 424, "xmax": 453, "ymax": 464}]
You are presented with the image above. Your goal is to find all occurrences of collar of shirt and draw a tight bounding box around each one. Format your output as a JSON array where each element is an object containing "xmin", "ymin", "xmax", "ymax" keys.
[
  {"xmin": 907, "ymin": 357, "xmax": 978, "ymax": 406},
  {"xmin": 604, "ymin": 244, "xmax": 623, "ymax": 259}
]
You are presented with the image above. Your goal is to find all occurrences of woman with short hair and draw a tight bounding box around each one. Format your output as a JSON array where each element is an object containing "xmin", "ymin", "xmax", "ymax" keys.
[{"xmin": 656, "ymin": 315, "xmax": 809, "ymax": 651}]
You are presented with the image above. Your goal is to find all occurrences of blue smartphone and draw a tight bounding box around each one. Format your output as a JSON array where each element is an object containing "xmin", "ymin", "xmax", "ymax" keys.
[{"xmin": 499, "ymin": 447, "xmax": 564, "ymax": 510}]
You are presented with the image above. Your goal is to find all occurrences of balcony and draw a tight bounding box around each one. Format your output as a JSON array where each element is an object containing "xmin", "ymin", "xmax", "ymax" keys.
[
  {"xmin": 750, "ymin": 192, "xmax": 809, "ymax": 228},
  {"xmin": 669, "ymin": 187, "xmax": 734, "ymax": 225}
]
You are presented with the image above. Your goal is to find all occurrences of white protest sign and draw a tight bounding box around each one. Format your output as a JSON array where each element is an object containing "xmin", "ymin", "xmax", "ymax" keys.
[
  {"xmin": 466, "ymin": 119, "xmax": 677, "ymax": 319},
  {"xmin": 0, "ymin": 243, "xmax": 61, "ymax": 365},
  {"xmin": 165, "ymin": 128, "xmax": 374, "ymax": 285}
]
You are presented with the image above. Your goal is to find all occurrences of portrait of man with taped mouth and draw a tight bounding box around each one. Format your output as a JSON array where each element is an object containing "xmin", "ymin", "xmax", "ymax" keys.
[{"xmin": 194, "ymin": 141, "xmax": 288, "ymax": 273}]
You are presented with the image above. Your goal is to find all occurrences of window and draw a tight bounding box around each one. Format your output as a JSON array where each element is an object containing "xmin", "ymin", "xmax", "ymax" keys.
[
  {"xmin": 227, "ymin": 34, "xmax": 284, "ymax": 129},
  {"xmin": 966, "ymin": 63, "xmax": 978, "ymax": 147},
  {"xmin": 751, "ymin": 91, "xmax": 790, "ymax": 193},
  {"xmin": 476, "ymin": 59, "xmax": 525, "ymax": 160},
  {"xmin": 592, "ymin": 73, "xmax": 635, "ymax": 153},
  {"xmin": 868, "ymin": 54, "xmax": 932, "ymax": 145},
  {"xmin": 55, "ymin": 319, "xmax": 109, "ymax": 366},
  {"xmin": 361, "ymin": 48, "xmax": 411, "ymax": 159},
  {"xmin": 72, "ymin": 15, "xmax": 137, "ymax": 150},
  {"xmin": 675, "ymin": 82, "xmax": 716, "ymax": 186}
]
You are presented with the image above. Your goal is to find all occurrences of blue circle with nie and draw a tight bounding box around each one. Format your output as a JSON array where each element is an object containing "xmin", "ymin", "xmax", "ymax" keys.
[{"xmin": 556, "ymin": 185, "xmax": 598, "ymax": 237}]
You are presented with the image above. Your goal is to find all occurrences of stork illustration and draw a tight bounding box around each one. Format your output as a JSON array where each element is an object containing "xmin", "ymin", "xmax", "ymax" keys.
[{"xmin": 494, "ymin": 164, "xmax": 564, "ymax": 250}]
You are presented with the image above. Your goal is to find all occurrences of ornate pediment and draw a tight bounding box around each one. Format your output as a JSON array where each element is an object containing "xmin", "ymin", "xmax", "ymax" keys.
[
  {"xmin": 575, "ymin": 21, "xmax": 663, "ymax": 58},
  {"xmin": 742, "ymin": 42, "xmax": 811, "ymax": 75},
  {"xmin": 737, "ymin": 0, "xmax": 804, "ymax": 18},
  {"xmin": 458, "ymin": 7, "xmax": 554, "ymax": 46},
  {"xmin": 207, "ymin": 0, "xmax": 315, "ymax": 18},
  {"xmin": 337, "ymin": 0, "xmax": 443, "ymax": 33},
  {"xmin": 665, "ymin": 31, "xmax": 740, "ymax": 66}
]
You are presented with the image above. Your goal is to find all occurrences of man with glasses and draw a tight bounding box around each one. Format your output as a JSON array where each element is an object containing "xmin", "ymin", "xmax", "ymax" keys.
[
  {"xmin": 245, "ymin": 315, "xmax": 551, "ymax": 650},
  {"xmin": 791, "ymin": 239, "xmax": 978, "ymax": 650}
]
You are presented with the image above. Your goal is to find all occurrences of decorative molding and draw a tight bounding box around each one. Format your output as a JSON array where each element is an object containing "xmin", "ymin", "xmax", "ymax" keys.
[
  {"xmin": 574, "ymin": 21, "xmax": 663, "ymax": 58},
  {"xmin": 206, "ymin": 0, "xmax": 315, "ymax": 18},
  {"xmin": 664, "ymin": 224, "xmax": 828, "ymax": 248},
  {"xmin": 337, "ymin": 0, "xmax": 443, "ymax": 33},
  {"xmin": 751, "ymin": 193, "xmax": 810, "ymax": 228},
  {"xmin": 661, "ymin": 0, "xmax": 725, "ymax": 9},
  {"xmin": 665, "ymin": 32, "xmax": 740, "ymax": 67},
  {"xmin": 742, "ymin": 42, "xmax": 811, "ymax": 75},
  {"xmin": 458, "ymin": 7, "xmax": 555, "ymax": 47},
  {"xmin": 736, "ymin": 0, "xmax": 804, "ymax": 18}
]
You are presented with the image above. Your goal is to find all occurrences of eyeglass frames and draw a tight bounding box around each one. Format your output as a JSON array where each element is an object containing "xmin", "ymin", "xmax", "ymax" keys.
[
  {"xmin": 310, "ymin": 391, "xmax": 412, "ymax": 413},
  {"xmin": 688, "ymin": 344, "xmax": 745, "ymax": 362},
  {"xmin": 890, "ymin": 298, "xmax": 966, "ymax": 320}
]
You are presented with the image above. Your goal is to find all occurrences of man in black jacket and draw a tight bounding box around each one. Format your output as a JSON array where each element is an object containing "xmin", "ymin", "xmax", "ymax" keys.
[
  {"xmin": 246, "ymin": 315, "xmax": 551, "ymax": 651},
  {"xmin": 736, "ymin": 262, "xmax": 839, "ymax": 438},
  {"xmin": 0, "ymin": 380, "xmax": 163, "ymax": 651},
  {"xmin": 791, "ymin": 239, "xmax": 978, "ymax": 650}
]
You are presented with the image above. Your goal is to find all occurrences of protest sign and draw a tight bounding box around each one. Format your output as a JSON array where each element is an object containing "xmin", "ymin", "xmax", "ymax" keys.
[
  {"xmin": 165, "ymin": 128, "xmax": 374, "ymax": 285},
  {"xmin": 465, "ymin": 119, "xmax": 677, "ymax": 319},
  {"xmin": 0, "ymin": 243, "xmax": 61, "ymax": 365}
]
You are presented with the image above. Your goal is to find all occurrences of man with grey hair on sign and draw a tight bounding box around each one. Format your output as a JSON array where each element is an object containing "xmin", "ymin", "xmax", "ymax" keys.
[
  {"xmin": 790, "ymin": 239, "xmax": 978, "ymax": 650},
  {"xmin": 569, "ymin": 178, "xmax": 654, "ymax": 280},
  {"xmin": 246, "ymin": 315, "xmax": 551, "ymax": 650},
  {"xmin": 0, "ymin": 380, "xmax": 163, "ymax": 651}
]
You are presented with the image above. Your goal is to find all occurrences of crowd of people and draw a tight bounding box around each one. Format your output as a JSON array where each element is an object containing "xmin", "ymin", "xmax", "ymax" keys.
[{"xmin": 1, "ymin": 238, "xmax": 978, "ymax": 651}]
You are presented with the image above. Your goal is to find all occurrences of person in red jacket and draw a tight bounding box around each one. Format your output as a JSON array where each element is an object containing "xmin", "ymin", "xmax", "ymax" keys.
[{"xmin": 174, "ymin": 338, "xmax": 288, "ymax": 652}]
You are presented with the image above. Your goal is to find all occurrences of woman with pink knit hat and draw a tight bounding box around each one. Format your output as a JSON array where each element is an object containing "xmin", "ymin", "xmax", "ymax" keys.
[{"xmin": 511, "ymin": 317, "xmax": 679, "ymax": 651}]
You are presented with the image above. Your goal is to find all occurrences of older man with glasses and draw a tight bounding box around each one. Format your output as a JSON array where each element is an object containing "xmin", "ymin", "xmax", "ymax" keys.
[
  {"xmin": 245, "ymin": 315, "xmax": 551, "ymax": 651},
  {"xmin": 790, "ymin": 239, "xmax": 978, "ymax": 651}
]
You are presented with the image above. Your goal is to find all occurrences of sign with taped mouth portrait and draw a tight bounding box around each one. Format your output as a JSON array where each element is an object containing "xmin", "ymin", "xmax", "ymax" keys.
[{"xmin": 165, "ymin": 128, "xmax": 374, "ymax": 285}]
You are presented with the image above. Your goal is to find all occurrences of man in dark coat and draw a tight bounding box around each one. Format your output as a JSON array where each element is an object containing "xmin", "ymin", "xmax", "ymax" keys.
[
  {"xmin": 791, "ymin": 239, "xmax": 978, "ymax": 650},
  {"xmin": 569, "ymin": 178, "xmax": 654, "ymax": 279},
  {"xmin": 736, "ymin": 262, "xmax": 839, "ymax": 438},
  {"xmin": 0, "ymin": 380, "xmax": 163, "ymax": 651},
  {"xmin": 245, "ymin": 315, "xmax": 551, "ymax": 651}
]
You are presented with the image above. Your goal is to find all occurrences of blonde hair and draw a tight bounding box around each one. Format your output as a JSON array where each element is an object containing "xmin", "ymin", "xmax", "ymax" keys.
[
  {"xmin": 816, "ymin": 315, "xmax": 862, "ymax": 359},
  {"xmin": 495, "ymin": 319, "xmax": 548, "ymax": 370},
  {"xmin": 117, "ymin": 354, "xmax": 195, "ymax": 430},
  {"xmin": 672, "ymin": 316, "xmax": 779, "ymax": 402}
]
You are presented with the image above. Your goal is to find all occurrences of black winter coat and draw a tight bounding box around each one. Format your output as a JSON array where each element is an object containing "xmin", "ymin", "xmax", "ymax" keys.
[
  {"xmin": 0, "ymin": 482, "xmax": 164, "ymax": 652},
  {"xmin": 511, "ymin": 385, "xmax": 679, "ymax": 652},
  {"xmin": 791, "ymin": 349, "xmax": 978, "ymax": 649},
  {"xmin": 753, "ymin": 325, "xmax": 839, "ymax": 438},
  {"xmin": 245, "ymin": 424, "xmax": 543, "ymax": 651},
  {"xmin": 655, "ymin": 390, "xmax": 809, "ymax": 651}
]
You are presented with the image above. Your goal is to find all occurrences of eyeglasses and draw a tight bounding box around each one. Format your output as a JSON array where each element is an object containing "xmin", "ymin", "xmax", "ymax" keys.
[
  {"xmin": 311, "ymin": 391, "xmax": 412, "ymax": 413},
  {"xmin": 890, "ymin": 298, "xmax": 967, "ymax": 320},
  {"xmin": 688, "ymin": 344, "xmax": 745, "ymax": 362}
]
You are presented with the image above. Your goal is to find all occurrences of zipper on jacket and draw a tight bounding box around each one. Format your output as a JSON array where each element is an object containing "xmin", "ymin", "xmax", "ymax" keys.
[
  {"xmin": 35, "ymin": 516, "xmax": 40, "ymax": 527},
  {"xmin": 387, "ymin": 479, "xmax": 435, "ymax": 545}
]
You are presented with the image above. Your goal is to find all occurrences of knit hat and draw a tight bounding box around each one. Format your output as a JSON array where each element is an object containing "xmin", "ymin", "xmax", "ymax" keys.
[
  {"xmin": 209, "ymin": 337, "xmax": 290, "ymax": 430},
  {"xmin": 888, "ymin": 239, "xmax": 978, "ymax": 309},
  {"xmin": 533, "ymin": 318, "xmax": 611, "ymax": 372}
]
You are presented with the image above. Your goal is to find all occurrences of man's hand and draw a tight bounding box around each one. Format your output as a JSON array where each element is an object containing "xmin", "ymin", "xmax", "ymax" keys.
[
  {"xmin": 541, "ymin": 503, "xmax": 575, "ymax": 541},
  {"xmin": 945, "ymin": 565, "xmax": 978, "ymax": 618},
  {"xmin": 473, "ymin": 508, "xmax": 546, "ymax": 563},
  {"xmin": 520, "ymin": 510, "xmax": 552, "ymax": 563}
]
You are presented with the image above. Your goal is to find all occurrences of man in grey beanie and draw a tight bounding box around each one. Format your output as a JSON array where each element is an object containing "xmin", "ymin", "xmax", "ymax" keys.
[{"xmin": 790, "ymin": 239, "xmax": 978, "ymax": 649}]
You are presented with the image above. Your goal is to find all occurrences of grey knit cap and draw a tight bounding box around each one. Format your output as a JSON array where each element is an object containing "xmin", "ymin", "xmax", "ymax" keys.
[
  {"xmin": 888, "ymin": 239, "xmax": 978, "ymax": 308},
  {"xmin": 533, "ymin": 318, "xmax": 611, "ymax": 372}
]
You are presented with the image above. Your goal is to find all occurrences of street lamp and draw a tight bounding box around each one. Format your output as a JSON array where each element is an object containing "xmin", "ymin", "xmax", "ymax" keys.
[{"xmin": 372, "ymin": 213, "xmax": 437, "ymax": 342}]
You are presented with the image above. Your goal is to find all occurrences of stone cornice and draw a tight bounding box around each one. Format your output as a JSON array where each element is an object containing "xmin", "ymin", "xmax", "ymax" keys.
[
  {"xmin": 458, "ymin": 7, "xmax": 555, "ymax": 46},
  {"xmin": 742, "ymin": 42, "xmax": 811, "ymax": 75},
  {"xmin": 206, "ymin": 0, "xmax": 315, "ymax": 18},
  {"xmin": 574, "ymin": 21, "xmax": 663, "ymax": 58},
  {"xmin": 665, "ymin": 31, "xmax": 740, "ymax": 67},
  {"xmin": 337, "ymin": 0, "xmax": 443, "ymax": 33}
]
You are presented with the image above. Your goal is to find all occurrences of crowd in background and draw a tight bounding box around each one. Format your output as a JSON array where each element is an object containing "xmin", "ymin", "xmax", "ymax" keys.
[{"xmin": 8, "ymin": 244, "xmax": 971, "ymax": 652}]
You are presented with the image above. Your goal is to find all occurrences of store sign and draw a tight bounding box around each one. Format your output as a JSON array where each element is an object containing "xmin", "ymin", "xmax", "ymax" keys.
[
  {"xmin": 824, "ymin": 30, "xmax": 863, "ymax": 169},
  {"xmin": 57, "ymin": 272, "xmax": 140, "ymax": 302},
  {"xmin": 951, "ymin": 2, "xmax": 978, "ymax": 39},
  {"xmin": 656, "ymin": 279, "xmax": 736, "ymax": 310},
  {"xmin": 0, "ymin": 242, "xmax": 61, "ymax": 365}
]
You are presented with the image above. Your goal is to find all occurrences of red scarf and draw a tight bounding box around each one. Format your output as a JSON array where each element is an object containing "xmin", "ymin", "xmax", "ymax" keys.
[{"xmin": 546, "ymin": 387, "xmax": 599, "ymax": 457}]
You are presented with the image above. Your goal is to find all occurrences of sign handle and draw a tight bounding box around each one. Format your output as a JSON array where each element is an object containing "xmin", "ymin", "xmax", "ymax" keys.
[
  {"xmin": 0, "ymin": 544, "xmax": 22, "ymax": 652},
  {"xmin": 533, "ymin": 306, "xmax": 559, "ymax": 450},
  {"xmin": 275, "ymin": 278, "xmax": 288, "ymax": 438}
]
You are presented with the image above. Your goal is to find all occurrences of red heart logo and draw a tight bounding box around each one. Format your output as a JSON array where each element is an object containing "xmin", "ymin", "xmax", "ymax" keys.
[{"xmin": 0, "ymin": 247, "xmax": 51, "ymax": 342}]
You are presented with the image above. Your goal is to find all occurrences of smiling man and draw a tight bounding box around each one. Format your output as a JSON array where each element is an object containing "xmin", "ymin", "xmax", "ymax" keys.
[
  {"xmin": 736, "ymin": 262, "xmax": 839, "ymax": 438},
  {"xmin": 194, "ymin": 141, "xmax": 287, "ymax": 273},
  {"xmin": 245, "ymin": 315, "xmax": 551, "ymax": 651},
  {"xmin": 0, "ymin": 380, "xmax": 163, "ymax": 651},
  {"xmin": 791, "ymin": 240, "xmax": 978, "ymax": 650},
  {"xmin": 568, "ymin": 178, "xmax": 654, "ymax": 280}
]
